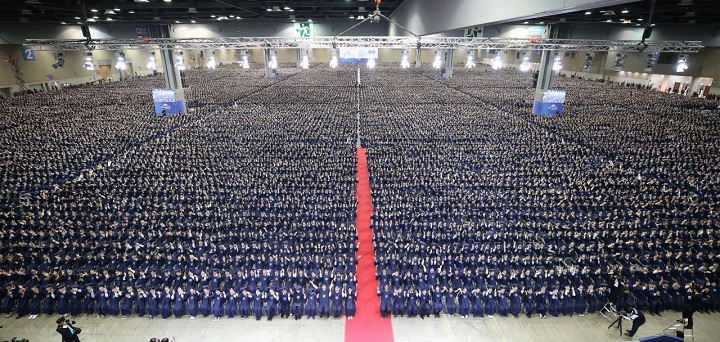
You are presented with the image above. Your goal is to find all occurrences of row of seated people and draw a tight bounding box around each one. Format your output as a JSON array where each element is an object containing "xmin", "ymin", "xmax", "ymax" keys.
[
  {"xmin": 1, "ymin": 282, "xmax": 357, "ymax": 321},
  {"xmin": 0, "ymin": 67, "xmax": 363, "ymax": 324},
  {"xmin": 364, "ymin": 68, "xmax": 719, "ymax": 321}
]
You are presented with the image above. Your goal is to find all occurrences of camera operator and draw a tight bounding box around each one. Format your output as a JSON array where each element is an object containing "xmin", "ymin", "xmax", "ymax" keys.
[
  {"xmin": 56, "ymin": 317, "xmax": 81, "ymax": 342},
  {"xmin": 623, "ymin": 307, "xmax": 646, "ymax": 337},
  {"xmin": 682, "ymin": 282, "xmax": 702, "ymax": 329}
]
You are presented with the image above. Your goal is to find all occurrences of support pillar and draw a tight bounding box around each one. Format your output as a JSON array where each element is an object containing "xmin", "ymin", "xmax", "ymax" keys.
[
  {"xmin": 296, "ymin": 49, "xmax": 302, "ymax": 68},
  {"xmin": 442, "ymin": 49, "xmax": 454, "ymax": 78},
  {"xmin": 532, "ymin": 25, "xmax": 569, "ymax": 116},
  {"xmin": 264, "ymin": 48, "xmax": 277, "ymax": 78},
  {"xmin": 151, "ymin": 25, "xmax": 186, "ymax": 114}
]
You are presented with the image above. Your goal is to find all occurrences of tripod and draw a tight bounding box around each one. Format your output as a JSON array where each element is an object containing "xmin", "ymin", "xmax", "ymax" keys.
[{"xmin": 608, "ymin": 314, "xmax": 624, "ymax": 336}]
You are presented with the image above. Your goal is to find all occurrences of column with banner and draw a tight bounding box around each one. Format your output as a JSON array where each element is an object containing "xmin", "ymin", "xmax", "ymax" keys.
[
  {"xmin": 533, "ymin": 90, "xmax": 565, "ymax": 117},
  {"xmin": 153, "ymin": 89, "xmax": 185, "ymax": 115}
]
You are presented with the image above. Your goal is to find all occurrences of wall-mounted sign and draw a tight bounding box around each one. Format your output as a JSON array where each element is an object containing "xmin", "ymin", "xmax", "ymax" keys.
[
  {"xmin": 464, "ymin": 27, "xmax": 481, "ymax": 38},
  {"xmin": 21, "ymin": 48, "xmax": 36, "ymax": 61}
]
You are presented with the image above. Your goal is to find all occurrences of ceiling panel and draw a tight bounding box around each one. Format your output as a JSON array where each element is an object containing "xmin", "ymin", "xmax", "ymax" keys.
[{"xmin": 0, "ymin": 0, "xmax": 404, "ymax": 24}]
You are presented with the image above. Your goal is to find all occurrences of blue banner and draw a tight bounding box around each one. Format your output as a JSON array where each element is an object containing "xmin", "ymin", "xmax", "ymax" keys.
[
  {"xmin": 533, "ymin": 101, "xmax": 563, "ymax": 117},
  {"xmin": 154, "ymin": 101, "xmax": 185, "ymax": 115}
]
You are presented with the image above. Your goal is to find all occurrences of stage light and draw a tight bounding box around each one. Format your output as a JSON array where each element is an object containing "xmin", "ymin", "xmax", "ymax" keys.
[
  {"xmin": 465, "ymin": 51, "xmax": 476, "ymax": 68},
  {"xmin": 51, "ymin": 52, "xmax": 65, "ymax": 69},
  {"xmin": 519, "ymin": 56, "xmax": 531, "ymax": 72},
  {"xmin": 583, "ymin": 52, "xmax": 594, "ymax": 70},
  {"xmin": 552, "ymin": 55, "xmax": 562, "ymax": 71},
  {"xmin": 268, "ymin": 55, "xmax": 278, "ymax": 69},
  {"xmin": 367, "ymin": 58, "xmax": 376, "ymax": 69},
  {"xmin": 329, "ymin": 49, "xmax": 339, "ymax": 69},
  {"xmin": 400, "ymin": 49, "xmax": 411, "ymax": 68},
  {"xmin": 146, "ymin": 52, "xmax": 157, "ymax": 70},
  {"xmin": 432, "ymin": 51, "xmax": 443, "ymax": 69},
  {"xmin": 240, "ymin": 50, "xmax": 250, "ymax": 69},
  {"xmin": 115, "ymin": 52, "xmax": 127, "ymax": 70},
  {"xmin": 176, "ymin": 51, "xmax": 186, "ymax": 71},
  {"xmin": 676, "ymin": 54, "xmax": 689, "ymax": 72},
  {"xmin": 491, "ymin": 55, "xmax": 502, "ymax": 70},
  {"xmin": 83, "ymin": 52, "xmax": 94, "ymax": 70},
  {"xmin": 206, "ymin": 51, "xmax": 217, "ymax": 69}
]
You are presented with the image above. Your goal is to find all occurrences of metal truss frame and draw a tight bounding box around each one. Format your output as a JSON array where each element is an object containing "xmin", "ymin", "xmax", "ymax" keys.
[{"xmin": 24, "ymin": 36, "xmax": 704, "ymax": 53}]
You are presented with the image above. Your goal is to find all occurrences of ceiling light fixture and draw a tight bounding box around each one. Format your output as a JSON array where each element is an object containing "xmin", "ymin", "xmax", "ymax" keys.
[
  {"xmin": 90, "ymin": 9, "xmax": 98, "ymax": 12},
  {"xmin": 129, "ymin": 10, "xmax": 135, "ymax": 14},
  {"xmin": 622, "ymin": 9, "xmax": 629, "ymax": 14},
  {"xmin": 266, "ymin": 8, "xmax": 272, "ymax": 12},
  {"xmin": 585, "ymin": 11, "xmax": 591, "ymax": 15}
]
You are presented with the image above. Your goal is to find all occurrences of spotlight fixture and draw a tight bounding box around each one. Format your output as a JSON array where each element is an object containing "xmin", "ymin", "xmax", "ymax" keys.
[
  {"xmin": 176, "ymin": 51, "xmax": 186, "ymax": 71},
  {"xmin": 583, "ymin": 52, "xmax": 595, "ymax": 70},
  {"xmin": 552, "ymin": 55, "xmax": 562, "ymax": 71},
  {"xmin": 147, "ymin": 51, "xmax": 157, "ymax": 70},
  {"xmin": 491, "ymin": 55, "xmax": 502, "ymax": 70},
  {"xmin": 465, "ymin": 51, "xmax": 476, "ymax": 68},
  {"xmin": 268, "ymin": 51, "xmax": 278, "ymax": 69},
  {"xmin": 329, "ymin": 49, "xmax": 339, "ymax": 69},
  {"xmin": 83, "ymin": 52, "xmax": 94, "ymax": 70},
  {"xmin": 676, "ymin": 54, "xmax": 689, "ymax": 72},
  {"xmin": 519, "ymin": 56, "xmax": 531, "ymax": 72},
  {"xmin": 400, "ymin": 49, "xmax": 411, "ymax": 68},
  {"xmin": 206, "ymin": 51, "xmax": 217, "ymax": 69},
  {"xmin": 115, "ymin": 52, "xmax": 127, "ymax": 70},
  {"xmin": 299, "ymin": 49, "xmax": 309, "ymax": 69},
  {"xmin": 52, "ymin": 52, "xmax": 65, "ymax": 69},
  {"xmin": 432, "ymin": 51, "xmax": 443, "ymax": 69}
]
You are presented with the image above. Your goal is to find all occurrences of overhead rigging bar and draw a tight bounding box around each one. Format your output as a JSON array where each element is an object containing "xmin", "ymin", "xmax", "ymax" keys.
[{"xmin": 24, "ymin": 37, "xmax": 703, "ymax": 53}]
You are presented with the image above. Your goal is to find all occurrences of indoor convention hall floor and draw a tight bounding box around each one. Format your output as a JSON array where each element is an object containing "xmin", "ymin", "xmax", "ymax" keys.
[{"xmin": 1, "ymin": 311, "xmax": 718, "ymax": 342}]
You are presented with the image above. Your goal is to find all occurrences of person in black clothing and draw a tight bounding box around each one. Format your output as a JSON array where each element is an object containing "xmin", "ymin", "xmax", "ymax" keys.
[
  {"xmin": 682, "ymin": 284, "xmax": 702, "ymax": 329},
  {"xmin": 624, "ymin": 308, "xmax": 645, "ymax": 337},
  {"xmin": 56, "ymin": 317, "xmax": 81, "ymax": 342}
]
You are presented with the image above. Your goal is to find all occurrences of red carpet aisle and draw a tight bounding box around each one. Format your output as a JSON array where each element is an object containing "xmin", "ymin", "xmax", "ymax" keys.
[{"xmin": 345, "ymin": 148, "xmax": 394, "ymax": 342}]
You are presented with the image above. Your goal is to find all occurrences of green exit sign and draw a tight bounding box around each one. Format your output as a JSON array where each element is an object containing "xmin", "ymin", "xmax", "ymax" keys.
[{"xmin": 297, "ymin": 22, "xmax": 312, "ymax": 37}]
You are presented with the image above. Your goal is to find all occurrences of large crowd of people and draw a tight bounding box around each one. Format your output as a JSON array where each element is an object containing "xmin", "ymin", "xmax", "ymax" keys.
[
  {"xmin": 365, "ymin": 65, "xmax": 720, "ymax": 320},
  {"xmin": 0, "ymin": 62, "xmax": 719, "ymax": 326}
]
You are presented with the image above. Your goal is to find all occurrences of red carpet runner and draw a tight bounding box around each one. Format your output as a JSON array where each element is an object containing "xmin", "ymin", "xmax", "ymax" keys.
[{"xmin": 345, "ymin": 148, "xmax": 394, "ymax": 342}]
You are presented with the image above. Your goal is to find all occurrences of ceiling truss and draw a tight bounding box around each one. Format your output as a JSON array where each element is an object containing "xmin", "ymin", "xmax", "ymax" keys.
[{"xmin": 24, "ymin": 37, "xmax": 704, "ymax": 53}]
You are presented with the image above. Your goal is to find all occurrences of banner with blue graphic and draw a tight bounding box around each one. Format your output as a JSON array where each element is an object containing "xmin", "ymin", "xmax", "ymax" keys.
[
  {"xmin": 153, "ymin": 89, "xmax": 185, "ymax": 115},
  {"xmin": 339, "ymin": 48, "xmax": 378, "ymax": 63},
  {"xmin": 533, "ymin": 90, "xmax": 565, "ymax": 117}
]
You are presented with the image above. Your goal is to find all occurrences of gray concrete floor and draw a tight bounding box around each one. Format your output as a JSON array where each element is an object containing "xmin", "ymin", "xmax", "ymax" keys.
[{"xmin": 1, "ymin": 311, "xmax": 717, "ymax": 342}]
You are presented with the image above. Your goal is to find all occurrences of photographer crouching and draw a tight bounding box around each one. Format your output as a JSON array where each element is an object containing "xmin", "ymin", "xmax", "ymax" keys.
[
  {"xmin": 56, "ymin": 317, "xmax": 82, "ymax": 342},
  {"xmin": 623, "ymin": 307, "xmax": 646, "ymax": 337}
]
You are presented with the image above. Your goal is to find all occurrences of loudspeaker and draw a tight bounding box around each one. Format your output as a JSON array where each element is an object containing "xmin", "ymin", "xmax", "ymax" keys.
[
  {"xmin": 81, "ymin": 24, "xmax": 91, "ymax": 39},
  {"xmin": 643, "ymin": 27, "xmax": 653, "ymax": 39}
]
